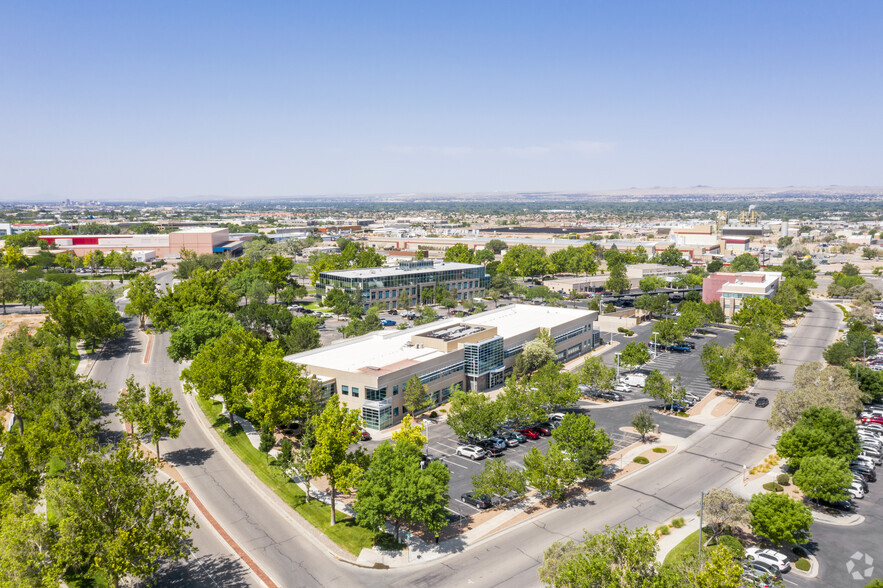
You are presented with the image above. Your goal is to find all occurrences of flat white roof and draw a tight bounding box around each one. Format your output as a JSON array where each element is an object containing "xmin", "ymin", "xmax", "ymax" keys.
[
  {"xmin": 320, "ymin": 261, "xmax": 480, "ymax": 279},
  {"xmin": 285, "ymin": 304, "xmax": 595, "ymax": 373}
]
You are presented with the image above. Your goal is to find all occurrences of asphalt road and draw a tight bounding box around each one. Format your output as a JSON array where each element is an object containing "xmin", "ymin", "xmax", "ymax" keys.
[{"xmin": 94, "ymin": 273, "xmax": 843, "ymax": 588}]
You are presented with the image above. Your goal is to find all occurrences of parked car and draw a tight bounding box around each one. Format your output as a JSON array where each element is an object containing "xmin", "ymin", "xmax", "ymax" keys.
[
  {"xmin": 817, "ymin": 498, "xmax": 856, "ymax": 511},
  {"xmin": 387, "ymin": 309, "xmax": 398, "ymax": 315},
  {"xmin": 851, "ymin": 464, "xmax": 877, "ymax": 482},
  {"xmin": 531, "ymin": 424, "xmax": 552, "ymax": 436},
  {"xmin": 598, "ymin": 391, "xmax": 624, "ymax": 401},
  {"xmin": 485, "ymin": 437, "xmax": 508, "ymax": 450},
  {"xmin": 755, "ymin": 397, "xmax": 770, "ymax": 408},
  {"xmin": 745, "ymin": 547, "xmax": 791, "ymax": 573},
  {"xmin": 476, "ymin": 441, "xmax": 504, "ymax": 458},
  {"xmin": 548, "ymin": 412, "xmax": 566, "ymax": 422},
  {"xmin": 745, "ymin": 560, "xmax": 783, "ymax": 582},
  {"xmin": 460, "ymin": 492, "xmax": 492, "ymax": 509},
  {"xmin": 519, "ymin": 428, "xmax": 541, "ymax": 440},
  {"xmin": 854, "ymin": 475, "xmax": 869, "ymax": 491},
  {"xmin": 668, "ymin": 343, "xmax": 691, "ymax": 353},
  {"xmin": 848, "ymin": 484, "xmax": 866, "ymax": 499},
  {"xmin": 862, "ymin": 416, "xmax": 883, "ymax": 425},
  {"xmin": 380, "ymin": 319, "xmax": 397, "ymax": 326},
  {"xmin": 355, "ymin": 428, "xmax": 371, "ymax": 441},
  {"xmin": 501, "ymin": 431, "xmax": 522, "ymax": 446},
  {"xmin": 456, "ymin": 445, "xmax": 487, "ymax": 460}
]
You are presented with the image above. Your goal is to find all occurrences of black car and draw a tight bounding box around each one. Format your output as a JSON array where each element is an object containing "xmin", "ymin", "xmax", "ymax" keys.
[
  {"xmin": 476, "ymin": 441, "xmax": 504, "ymax": 458},
  {"xmin": 850, "ymin": 464, "xmax": 877, "ymax": 482},
  {"xmin": 755, "ymin": 397, "xmax": 769, "ymax": 408},
  {"xmin": 598, "ymin": 391, "xmax": 624, "ymax": 401},
  {"xmin": 461, "ymin": 492, "xmax": 492, "ymax": 509},
  {"xmin": 818, "ymin": 498, "xmax": 856, "ymax": 512}
]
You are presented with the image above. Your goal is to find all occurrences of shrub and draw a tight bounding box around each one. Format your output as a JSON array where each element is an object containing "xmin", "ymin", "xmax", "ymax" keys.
[
  {"xmin": 259, "ymin": 426, "xmax": 276, "ymax": 453},
  {"xmin": 655, "ymin": 525, "xmax": 670, "ymax": 536},
  {"xmin": 633, "ymin": 456, "xmax": 649, "ymax": 464},
  {"xmin": 671, "ymin": 517, "xmax": 685, "ymax": 528},
  {"xmin": 762, "ymin": 482, "xmax": 783, "ymax": 492},
  {"xmin": 795, "ymin": 558, "xmax": 811, "ymax": 572},
  {"xmin": 777, "ymin": 473, "xmax": 790, "ymax": 486},
  {"xmin": 676, "ymin": 411, "xmax": 689, "ymax": 417},
  {"xmin": 618, "ymin": 327, "xmax": 629, "ymax": 333},
  {"xmin": 429, "ymin": 411, "xmax": 438, "ymax": 418},
  {"xmin": 717, "ymin": 534, "xmax": 744, "ymax": 559},
  {"xmin": 653, "ymin": 447, "xmax": 667, "ymax": 453}
]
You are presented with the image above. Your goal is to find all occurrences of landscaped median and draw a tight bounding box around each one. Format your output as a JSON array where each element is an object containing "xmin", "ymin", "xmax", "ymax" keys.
[{"xmin": 194, "ymin": 395, "xmax": 387, "ymax": 557}]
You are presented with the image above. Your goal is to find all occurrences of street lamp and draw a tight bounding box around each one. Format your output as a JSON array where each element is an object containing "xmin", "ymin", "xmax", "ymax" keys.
[
  {"xmin": 698, "ymin": 491, "xmax": 705, "ymax": 566},
  {"xmin": 652, "ymin": 333, "xmax": 659, "ymax": 359}
]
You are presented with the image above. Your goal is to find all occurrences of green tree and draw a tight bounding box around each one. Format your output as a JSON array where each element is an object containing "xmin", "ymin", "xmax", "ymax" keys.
[
  {"xmin": 776, "ymin": 406, "xmax": 861, "ymax": 469},
  {"xmin": 2, "ymin": 245, "xmax": 28, "ymax": 269},
  {"xmin": 520, "ymin": 339, "xmax": 558, "ymax": 374},
  {"xmin": 120, "ymin": 377, "xmax": 185, "ymax": 460},
  {"xmin": 43, "ymin": 286, "xmax": 87, "ymax": 355},
  {"xmin": 122, "ymin": 273, "xmax": 158, "ymax": 330},
  {"xmin": 707, "ymin": 259, "xmax": 724, "ymax": 273},
  {"xmin": 150, "ymin": 268, "xmax": 238, "ymax": 331},
  {"xmin": 444, "ymin": 243, "xmax": 475, "ymax": 263},
  {"xmin": 81, "ymin": 293, "xmax": 125, "ymax": 352},
  {"xmin": 485, "ymin": 239, "xmax": 507, "ymax": 254},
  {"xmin": 529, "ymin": 361, "xmax": 580, "ymax": 410},
  {"xmin": 793, "ymin": 455, "xmax": 852, "ymax": 503},
  {"xmin": 700, "ymin": 488, "xmax": 750, "ymax": 543},
  {"xmin": 403, "ymin": 374, "xmax": 430, "ymax": 416},
  {"xmin": 446, "ymin": 388, "xmax": 499, "ymax": 440},
  {"xmin": 618, "ymin": 341, "xmax": 651, "ymax": 370},
  {"xmin": 731, "ymin": 297, "xmax": 785, "ymax": 337},
  {"xmin": 551, "ymin": 414, "xmax": 613, "ymax": 479},
  {"xmin": 730, "ymin": 252, "xmax": 761, "ymax": 272},
  {"xmin": 639, "ymin": 275, "xmax": 668, "ymax": 293},
  {"xmin": 397, "ymin": 289, "xmax": 411, "ymax": 310},
  {"xmin": 522, "ymin": 443, "xmax": 580, "ymax": 500},
  {"xmin": 701, "ymin": 342, "xmax": 756, "ymax": 392},
  {"xmin": 769, "ymin": 363, "xmax": 865, "ymax": 431},
  {"xmin": 0, "ymin": 267, "xmax": 20, "ymax": 314},
  {"xmin": 604, "ymin": 262, "xmax": 629, "ymax": 294},
  {"xmin": 644, "ymin": 370, "xmax": 686, "ymax": 410},
  {"xmin": 733, "ymin": 325, "xmax": 779, "ymax": 372},
  {"xmin": 413, "ymin": 305, "xmax": 438, "ymax": 325},
  {"xmin": 654, "ymin": 244, "xmax": 688, "ymax": 267},
  {"xmin": 651, "ymin": 318, "xmax": 684, "ymax": 345},
  {"xmin": 631, "ymin": 407, "xmax": 655, "ymax": 442},
  {"xmin": 167, "ymin": 308, "xmax": 239, "ymax": 362},
  {"xmin": 340, "ymin": 306, "xmax": 384, "ymax": 338},
  {"xmin": 251, "ymin": 349, "xmax": 309, "ymax": 429},
  {"xmin": 747, "ymin": 492, "xmax": 812, "ymax": 545},
  {"xmin": 16, "ymin": 279, "xmax": 57, "ymax": 311},
  {"xmin": 309, "ymin": 395, "xmax": 365, "ymax": 525},
  {"xmin": 284, "ymin": 316, "xmax": 322, "ymax": 354},
  {"xmin": 354, "ymin": 439, "xmax": 449, "ymax": 540},
  {"xmin": 500, "ymin": 244, "xmax": 548, "ymax": 277},
  {"xmin": 688, "ymin": 544, "xmax": 744, "ymax": 588},
  {"xmin": 390, "ymin": 414, "xmax": 427, "ymax": 448},
  {"xmin": 45, "ymin": 441, "xmax": 197, "ymax": 587},
  {"xmin": 181, "ymin": 326, "xmax": 263, "ymax": 426},
  {"xmin": 257, "ymin": 254, "xmax": 294, "ymax": 298},
  {"xmin": 0, "ymin": 494, "xmax": 60, "ymax": 586},
  {"xmin": 538, "ymin": 525, "xmax": 661, "ymax": 587},
  {"xmin": 635, "ymin": 292, "xmax": 670, "ymax": 319},
  {"xmin": 577, "ymin": 356, "xmax": 617, "ymax": 391},
  {"xmin": 471, "ymin": 457, "xmax": 527, "ymax": 504}
]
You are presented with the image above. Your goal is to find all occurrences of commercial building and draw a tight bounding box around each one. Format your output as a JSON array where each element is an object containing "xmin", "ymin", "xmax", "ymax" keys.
[
  {"xmin": 702, "ymin": 271, "xmax": 782, "ymax": 317},
  {"xmin": 0, "ymin": 222, "xmax": 65, "ymax": 236},
  {"xmin": 545, "ymin": 263, "xmax": 687, "ymax": 295},
  {"xmin": 285, "ymin": 304, "xmax": 598, "ymax": 430},
  {"xmin": 38, "ymin": 227, "xmax": 243, "ymax": 259},
  {"xmin": 316, "ymin": 259, "xmax": 489, "ymax": 311}
]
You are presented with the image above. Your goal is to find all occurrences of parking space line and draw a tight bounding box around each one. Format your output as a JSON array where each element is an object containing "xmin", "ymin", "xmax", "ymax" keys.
[
  {"xmin": 454, "ymin": 499, "xmax": 480, "ymax": 511},
  {"xmin": 440, "ymin": 457, "xmax": 468, "ymax": 469}
]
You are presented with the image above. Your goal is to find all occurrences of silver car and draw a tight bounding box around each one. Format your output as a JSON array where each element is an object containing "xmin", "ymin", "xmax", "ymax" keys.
[{"xmin": 456, "ymin": 444, "xmax": 487, "ymax": 460}]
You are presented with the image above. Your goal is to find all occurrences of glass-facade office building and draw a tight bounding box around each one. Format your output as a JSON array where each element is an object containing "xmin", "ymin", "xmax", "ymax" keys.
[{"xmin": 316, "ymin": 259, "xmax": 489, "ymax": 310}]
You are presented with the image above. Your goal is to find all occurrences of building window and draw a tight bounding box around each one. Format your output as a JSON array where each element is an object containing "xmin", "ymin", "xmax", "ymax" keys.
[
  {"xmin": 341, "ymin": 385, "xmax": 349, "ymax": 395},
  {"xmin": 393, "ymin": 407, "xmax": 399, "ymax": 417},
  {"xmin": 392, "ymin": 385, "xmax": 398, "ymax": 396},
  {"xmin": 351, "ymin": 387, "xmax": 360, "ymax": 398}
]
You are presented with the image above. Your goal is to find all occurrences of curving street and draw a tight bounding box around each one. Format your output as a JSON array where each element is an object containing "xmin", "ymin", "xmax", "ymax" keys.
[{"xmin": 92, "ymin": 292, "xmax": 841, "ymax": 587}]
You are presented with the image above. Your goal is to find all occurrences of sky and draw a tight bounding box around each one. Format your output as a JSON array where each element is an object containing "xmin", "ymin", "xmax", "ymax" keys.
[{"xmin": 1, "ymin": 1, "xmax": 882, "ymax": 201}]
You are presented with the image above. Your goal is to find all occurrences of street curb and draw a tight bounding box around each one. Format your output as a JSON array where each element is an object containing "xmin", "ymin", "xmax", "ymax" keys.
[{"xmin": 181, "ymin": 389, "xmax": 360, "ymax": 572}]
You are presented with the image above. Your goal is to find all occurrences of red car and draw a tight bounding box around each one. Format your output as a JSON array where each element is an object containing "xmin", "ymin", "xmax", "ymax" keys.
[
  {"xmin": 519, "ymin": 428, "xmax": 540, "ymax": 440},
  {"xmin": 531, "ymin": 425, "xmax": 552, "ymax": 436},
  {"xmin": 863, "ymin": 417, "xmax": 883, "ymax": 425}
]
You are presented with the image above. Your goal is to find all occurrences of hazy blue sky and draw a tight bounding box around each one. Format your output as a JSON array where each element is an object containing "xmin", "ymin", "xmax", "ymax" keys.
[{"xmin": 2, "ymin": 2, "xmax": 881, "ymax": 200}]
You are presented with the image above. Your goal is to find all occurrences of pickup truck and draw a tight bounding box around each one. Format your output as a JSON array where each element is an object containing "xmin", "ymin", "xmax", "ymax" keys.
[{"xmin": 668, "ymin": 343, "xmax": 691, "ymax": 353}]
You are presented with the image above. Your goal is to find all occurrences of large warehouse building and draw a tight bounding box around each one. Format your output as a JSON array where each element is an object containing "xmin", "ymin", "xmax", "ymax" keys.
[
  {"xmin": 285, "ymin": 304, "xmax": 599, "ymax": 430},
  {"xmin": 39, "ymin": 227, "xmax": 244, "ymax": 259}
]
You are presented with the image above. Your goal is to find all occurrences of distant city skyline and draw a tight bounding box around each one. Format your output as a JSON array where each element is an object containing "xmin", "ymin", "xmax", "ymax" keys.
[{"xmin": 2, "ymin": 2, "xmax": 882, "ymax": 200}]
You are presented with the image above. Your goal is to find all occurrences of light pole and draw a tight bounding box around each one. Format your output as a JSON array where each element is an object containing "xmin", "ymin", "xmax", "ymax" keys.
[
  {"xmin": 615, "ymin": 352, "xmax": 621, "ymax": 380},
  {"xmin": 652, "ymin": 333, "xmax": 659, "ymax": 359},
  {"xmin": 698, "ymin": 491, "xmax": 705, "ymax": 566}
]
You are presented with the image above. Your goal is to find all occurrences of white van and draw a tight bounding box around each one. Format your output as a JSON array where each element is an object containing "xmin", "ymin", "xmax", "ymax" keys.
[{"xmin": 622, "ymin": 373, "xmax": 647, "ymax": 388}]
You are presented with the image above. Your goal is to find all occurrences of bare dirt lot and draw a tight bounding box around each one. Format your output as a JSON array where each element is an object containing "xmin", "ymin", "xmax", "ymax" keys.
[{"xmin": 0, "ymin": 312, "xmax": 46, "ymax": 343}]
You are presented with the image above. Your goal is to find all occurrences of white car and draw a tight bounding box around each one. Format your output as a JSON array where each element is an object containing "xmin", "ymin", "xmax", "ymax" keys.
[
  {"xmin": 745, "ymin": 547, "xmax": 791, "ymax": 573},
  {"xmin": 848, "ymin": 485, "xmax": 865, "ymax": 499},
  {"xmin": 455, "ymin": 444, "xmax": 487, "ymax": 460}
]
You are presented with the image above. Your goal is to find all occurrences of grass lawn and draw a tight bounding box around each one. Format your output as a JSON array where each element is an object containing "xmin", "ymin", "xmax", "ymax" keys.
[
  {"xmin": 195, "ymin": 396, "xmax": 380, "ymax": 556},
  {"xmin": 69, "ymin": 347, "xmax": 80, "ymax": 371},
  {"xmin": 663, "ymin": 529, "xmax": 710, "ymax": 565},
  {"xmin": 304, "ymin": 302, "xmax": 331, "ymax": 311}
]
